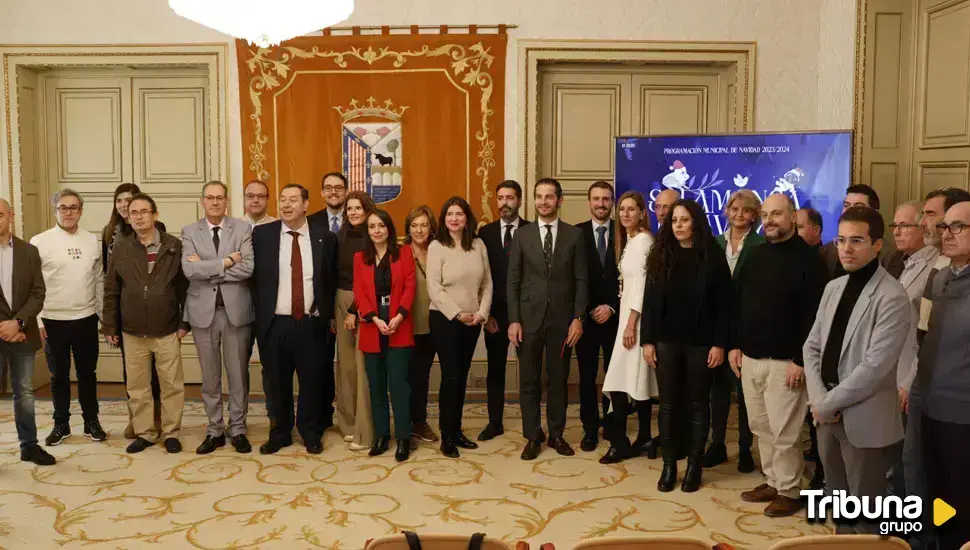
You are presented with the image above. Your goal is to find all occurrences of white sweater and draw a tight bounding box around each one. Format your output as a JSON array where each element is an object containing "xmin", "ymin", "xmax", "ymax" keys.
[{"xmin": 29, "ymin": 225, "xmax": 103, "ymax": 326}]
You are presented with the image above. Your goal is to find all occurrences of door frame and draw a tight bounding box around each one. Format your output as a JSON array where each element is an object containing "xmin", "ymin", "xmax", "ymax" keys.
[
  {"xmin": 517, "ymin": 39, "xmax": 757, "ymax": 212},
  {"xmin": 0, "ymin": 44, "xmax": 230, "ymax": 237}
]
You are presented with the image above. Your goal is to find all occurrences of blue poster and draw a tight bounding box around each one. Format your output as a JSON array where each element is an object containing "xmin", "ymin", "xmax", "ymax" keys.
[{"xmin": 614, "ymin": 131, "xmax": 852, "ymax": 243}]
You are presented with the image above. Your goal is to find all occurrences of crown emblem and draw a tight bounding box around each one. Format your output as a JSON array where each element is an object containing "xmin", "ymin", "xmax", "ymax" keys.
[{"xmin": 333, "ymin": 97, "xmax": 409, "ymax": 122}]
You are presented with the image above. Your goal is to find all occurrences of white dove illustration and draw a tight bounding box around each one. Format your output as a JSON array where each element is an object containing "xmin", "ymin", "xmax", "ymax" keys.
[{"xmin": 733, "ymin": 174, "xmax": 749, "ymax": 188}]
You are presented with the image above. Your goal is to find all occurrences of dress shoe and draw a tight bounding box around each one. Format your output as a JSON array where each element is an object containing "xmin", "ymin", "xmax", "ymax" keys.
[
  {"xmin": 681, "ymin": 461, "xmax": 702, "ymax": 493},
  {"xmin": 306, "ymin": 441, "xmax": 323, "ymax": 454},
  {"xmin": 231, "ymin": 435, "xmax": 252, "ymax": 453},
  {"xmin": 657, "ymin": 463, "xmax": 677, "ymax": 492},
  {"xmin": 369, "ymin": 436, "xmax": 390, "ymax": 457},
  {"xmin": 164, "ymin": 438, "xmax": 182, "ymax": 454},
  {"xmin": 521, "ymin": 440, "xmax": 542, "ymax": 461},
  {"xmin": 83, "ymin": 420, "xmax": 108, "ymax": 442},
  {"xmin": 741, "ymin": 483, "xmax": 779, "ymax": 503},
  {"xmin": 633, "ymin": 436, "xmax": 659, "ymax": 459},
  {"xmin": 412, "ymin": 421, "xmax": 439, "ymax": 443},
  {"xmin": 764, "ymin": 495, "xmax": 805, "ymax": 517},
  {"xmin": 737, "ymin": 447, "xmax": 755, "ymax": 473},
  {"xmin": 196, "ymin": 435, "xmax": 226, "ymax": 455},
  {"xmin": 477, "ymin": 423, "xmax": 504, "ymax": 441},
  {"xmin": 453, "ymin": 432, "xmax": 478, "ymax": 449},
  {"xmin": 547, "ymin": 436, "xmax": 575, "ymax": 457},
  {"xmin": 126, "ymin": 437, "xmax": 155, "ymax": 454},
  {"xmin": 45, "ymin": 423, "xmax": 71, "ymax": 446},
  {"xmin": 701, "ymin": 443, "xmax": 728, "ymax": 468},
  {"xmin": 599, "ymin": 446, "xmax": 634, "ymax": 465},
  {"xmin": 440, "ymin": 438, "xmax": 460, "ymax": 458},
  {"xmin": 580, "ymin": 433, "xmax": 598, "ymax": 452},
  {"xmin": 395, "ymin": 439, "xmax": 410, "ymax": 462},
  {"xmin": 21, "ymin": 443, "xmax": 56, "ymax": 465},
  {"xmin": 259, "ymin": 439, "xmax": 291, "ymax": 455}
]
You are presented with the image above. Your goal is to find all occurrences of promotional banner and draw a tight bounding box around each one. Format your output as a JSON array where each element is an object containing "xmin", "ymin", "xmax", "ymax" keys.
[{"xmin": 614, "ymin": 131, "xmax": 852, "ymax": 243}]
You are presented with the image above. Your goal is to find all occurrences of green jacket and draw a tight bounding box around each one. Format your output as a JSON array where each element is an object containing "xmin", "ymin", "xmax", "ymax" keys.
[{"xmin": 715, "ymin": 230, "xmax": 765, "ymax": 279}]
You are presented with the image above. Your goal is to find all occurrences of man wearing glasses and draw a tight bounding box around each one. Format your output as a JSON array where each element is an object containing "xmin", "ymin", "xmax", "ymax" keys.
[
  {"xmin": 30, "ymin": 189, "xmax": 107, "ymax": 446},
  {"xmin": 181, "ymin": 181, "xmax": 255, "ymax": 455},
  {"xmin": 244, "ymin": 180, "xmax": 276, "ymax": 226}
]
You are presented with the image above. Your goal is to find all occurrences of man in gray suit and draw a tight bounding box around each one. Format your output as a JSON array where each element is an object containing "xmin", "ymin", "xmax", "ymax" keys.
[
  {"xmin": 803, "ymin": 206, "xmax": 913, "ymax": 534},
  {"xmin": 182, "ymin": 181, "xmax": 255, "ymax": 454},
  {"xmin": 508, "ymin": 177, "xmax": 588, "ymax": 461}
]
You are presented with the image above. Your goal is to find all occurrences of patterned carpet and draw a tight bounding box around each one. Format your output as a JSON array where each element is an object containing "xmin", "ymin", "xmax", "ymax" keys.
[{"xmin": 0, "ymin": 399, "xmax": 830, "ymax": 549}]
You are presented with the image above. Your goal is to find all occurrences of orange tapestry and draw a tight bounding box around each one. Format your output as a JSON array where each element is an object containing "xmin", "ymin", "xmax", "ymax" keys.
[{"xmin": 236, "ymin": 27, "xmax": 507, "ymax": 225}]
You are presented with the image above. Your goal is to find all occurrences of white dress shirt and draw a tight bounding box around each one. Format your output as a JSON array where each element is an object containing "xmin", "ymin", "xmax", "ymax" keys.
[
  {"xmin": 275, "ymin": 221, "xmax": 315, "ymax": 316},
  {"xmin": 538, "ymin": 217, "xmax": 560, "ymax": 251},
  {"xmin": 206, "ymin": 218, "xmax": 225, "ymax": 248},
  {"xmin": 501, "ymin": 218, "xmax": 520, "ymax": 241},
  {"xmin": 0, "ymin": 237, "xmax": 12, "ymax": 308}
]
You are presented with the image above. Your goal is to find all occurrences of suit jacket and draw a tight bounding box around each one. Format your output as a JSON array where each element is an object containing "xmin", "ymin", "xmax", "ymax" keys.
[
  {"xmin": 820, "ymin": 240, "xmax": 841, "ymax": 280},
  {"xmin": 715, "ymin": 230, "xmax": 766, "ymax": 279},
  {"xmin": 576, "ymin": 219, "xmax": 620, "ymax": 313},
  {"xmin": 181, "ymin": 217, "xmax": 255, "ymax": 329},
  {"xmin": 353, "ymin": 246, "xmax": 416, "ymax": 353},
  {"xmin": 507, "ymin": 219, "xmax": 588, "ymax": 333},
  {"xmin": 803, "ymin": 266, "xmax": 913, "ymax": 448},
  {"xmin": 0, "ymin": 237, "xmax": 45, "ymax": 352},
  {"xmin": 479, "ymin": 217, "xmax": 530, "ymax": 325},
  {"xmin": 251, "ymin": 220, "xmax": 337, "ymax": 343},
  {"xmin": 881, "ymin": 248, "xmax": 906, "ymax": 279}
]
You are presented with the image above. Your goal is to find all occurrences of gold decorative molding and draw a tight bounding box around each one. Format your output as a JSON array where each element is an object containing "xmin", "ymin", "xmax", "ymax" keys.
[
  {"xmin": 333, "ymin": 96, "xmax": 409, "ymax": 122},
  {"xmin": 853, "ymin": 0, "xmax": 870, "ymax": 185}
]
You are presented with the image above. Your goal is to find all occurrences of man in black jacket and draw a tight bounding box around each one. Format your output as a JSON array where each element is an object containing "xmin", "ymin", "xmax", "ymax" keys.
[{"xmin": 477, "ymin": 180, "xmax": 530, "ymax": 441}]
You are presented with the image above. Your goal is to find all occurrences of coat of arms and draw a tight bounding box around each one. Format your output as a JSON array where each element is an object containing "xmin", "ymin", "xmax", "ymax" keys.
[{"xmin": 334, "ymin": 97, "xmax": 408, "ymax": 204}]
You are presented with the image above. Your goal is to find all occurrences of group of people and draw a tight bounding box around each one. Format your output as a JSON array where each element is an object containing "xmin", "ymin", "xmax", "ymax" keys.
[{"xmin": 2, "ymin": 171, "xmax": 970, "ymax": 547}]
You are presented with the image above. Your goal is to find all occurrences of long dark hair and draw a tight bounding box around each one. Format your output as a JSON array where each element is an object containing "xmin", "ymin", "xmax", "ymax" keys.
[
  {"xmin": 362, "ymin": 209, "xmax": 400, "ymax": 265},
  {"xmin": 645, "ymin": 199, "xmax": 715, "ymax": 284},
  {"xmin": 344, "ymin": 191, "xmax": 377, "ymax": 227},
  {"xmin": 434, "ymin": 196, "xmax": 478, "ymax": 251},
  {"xmin": 102, "ymin": 183, "xmax": 141, "ymax": 244}
]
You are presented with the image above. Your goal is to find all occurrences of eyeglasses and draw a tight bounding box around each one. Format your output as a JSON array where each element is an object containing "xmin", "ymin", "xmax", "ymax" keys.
[
  {"xmin": 835, "ymin": 236, "xmax": 871, "ymax": 248},
  {"xmin": 323, "ymin": 185, "xmax": 346, "ymax": 193},
  {"xmin": 245, "ymin": 193, "xmax": 268, "ymax": 200},
  {"xmin": 889, "ymin": 223, "xmax": 920, "ymax": 231},
  {"xmin": 56, "ymin": 205, "xmax": 80, "ymax": 214},
  {"xmin": 937, "ymin": 222, "xmax": 967, "ymax": 235},
  {"xmin": 128, "ymin": 209, "xmax": 154, "ymax": 218},
  {"xmin": 203, "ymin": 195, "xmax": 226, "ymax": 202}
]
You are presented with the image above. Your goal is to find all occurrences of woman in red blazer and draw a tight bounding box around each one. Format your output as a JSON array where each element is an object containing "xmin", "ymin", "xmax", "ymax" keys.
[{"xmin": 353, "ymin": 209, "xmax": 416, "ymax": 462}]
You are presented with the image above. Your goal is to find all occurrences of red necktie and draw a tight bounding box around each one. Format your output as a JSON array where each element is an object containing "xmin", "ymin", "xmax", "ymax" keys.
[{"xmin": 288, "ymin": 231, "xmax": 304, "ymax": 320}]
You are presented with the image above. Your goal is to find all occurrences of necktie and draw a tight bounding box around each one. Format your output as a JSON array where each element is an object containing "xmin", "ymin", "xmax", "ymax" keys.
[
  {"xmin": 289, "ymin": 231, "xmax": 304, "ymax": 320},
  {"xmin": 212, "ymin": 227, "xmax": 224, "ymax": 307},
  {"xmin": 596, "ymin": 225, "xmax": 607, "ymax": 265},
  {"xmin": 330, "ymin": 215, "xmax": 340, "ymax": 234},
  {"xmin": 503, "ymin": 224, "xmax": 512, "ymax": 253},
  {"xmin": 543, "ymin": 224, "xmax": 553, "ymax": 272}
]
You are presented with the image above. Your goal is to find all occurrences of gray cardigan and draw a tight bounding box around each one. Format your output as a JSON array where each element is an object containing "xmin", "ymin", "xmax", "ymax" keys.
[{"xmin": 916, "ymin": 265, "xmax": 970, "ymax": 424}]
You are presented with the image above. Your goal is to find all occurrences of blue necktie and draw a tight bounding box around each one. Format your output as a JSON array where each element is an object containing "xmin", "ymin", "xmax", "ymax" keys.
[{"xmin": 330, "ymin": 215, "xmax": 340, "ymax": 233}]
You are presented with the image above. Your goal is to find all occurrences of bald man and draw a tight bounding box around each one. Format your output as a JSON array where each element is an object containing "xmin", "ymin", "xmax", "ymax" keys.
[
  {"xmin": 0, "ymin": 199, "xmax": 55, "ymax": 465},
  {"xmin": 654, "ymin": 189, "xmax": 680, "ymax": 227}
]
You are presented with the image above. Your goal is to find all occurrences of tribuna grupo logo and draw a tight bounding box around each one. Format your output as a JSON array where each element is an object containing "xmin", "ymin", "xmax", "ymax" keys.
[{"xmin": 801, "ymin": 490, "xmax": 923, "ymax": 535}]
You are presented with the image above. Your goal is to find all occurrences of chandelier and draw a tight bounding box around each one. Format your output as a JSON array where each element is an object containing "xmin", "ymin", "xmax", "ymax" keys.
[{"xmin": 169, "ymin": 0, "xmax": 355, "ymax": 48}]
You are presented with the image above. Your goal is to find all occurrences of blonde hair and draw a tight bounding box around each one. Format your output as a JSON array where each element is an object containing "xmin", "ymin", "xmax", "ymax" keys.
[{"xmin": 723, "ymin": 189, "xmax": 762, "ymax": 217}]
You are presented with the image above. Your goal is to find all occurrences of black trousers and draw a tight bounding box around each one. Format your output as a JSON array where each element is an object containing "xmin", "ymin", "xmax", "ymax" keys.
[
  {"xmin": 259, "ymin": 315, "xmax": 332, "ymax": 445},
  {"xmin": 709, "ymin": 360, "xmax": 752, "ymax": 449},
  {"xmin": 922, "ymin": 415, "xmax": 970, "ymax": 550},
  {"xmin": 43, "ymin": 315, "xmax": 100, "ymax": 425},
  {"xmin": 655, "ymin": 342, "xmax": 713, "ymax": 464},
  {"xmin": 409, "ymin": 333, "xmax": 436, "ymax": 424},
  {"xmin": 518, "ymin": 317, "xmax": 571, "ymax": 441},
  {"xmin": 575, "ymin": 315, "xmax": 618, "ymax": 435},
  {"xmin": 320, "ymin": 325, "xmax": 336, "ymax": 428},
  {"xmin": 483, "ymin": 315, "xmax": 511, "ymax": 427},
  {"xmin": 430, "ymin": 311, "xmax": 481, "ymax": 438}
]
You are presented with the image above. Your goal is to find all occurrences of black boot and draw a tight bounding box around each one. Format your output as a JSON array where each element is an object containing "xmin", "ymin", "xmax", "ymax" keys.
[
  {"xmin": 395, "ymin": 439, "xmax": 410, "ymax": 462},
  {"xmin": 657, "ymin": 462, "xmax": 677, "ymax": 492},
  {"xmin": 682, "ymin": 461, "xmax": 702, "ymax": 492},
  {"xmin": 631, "ymin": 400, "xmax": 657, "ymax": 459},
  {"xmin": 682, "ymin": 401, "xmax": 708, "ymax": 493}
]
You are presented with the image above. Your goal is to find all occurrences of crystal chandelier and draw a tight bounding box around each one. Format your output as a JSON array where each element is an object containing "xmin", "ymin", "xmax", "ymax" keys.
[{"xmin": 169, "ymin": 0, "xmax": 355, "ymax": 48}]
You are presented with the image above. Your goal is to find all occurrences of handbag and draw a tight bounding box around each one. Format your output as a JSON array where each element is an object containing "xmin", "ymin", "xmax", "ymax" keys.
[{"xmin": 402, "ymin": 531, "xmax": 487, "ymax": 550}]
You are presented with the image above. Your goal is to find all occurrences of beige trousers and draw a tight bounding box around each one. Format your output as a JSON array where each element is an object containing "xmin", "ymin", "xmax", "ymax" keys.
[
  {"xmin": 334, "ymin": 289, "xmax": 373, "ymax": 446},
  {"xmin": 122, "ymin": 332, "xmax": 184, "ymax": 442},
  {"xmin": 740, "ymin": 355, "xmax": 808, "ymax": 499}
]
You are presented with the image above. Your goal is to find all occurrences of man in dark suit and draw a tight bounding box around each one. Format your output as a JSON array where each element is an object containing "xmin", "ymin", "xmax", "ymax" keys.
[
  {"xmin": 575, "ymin": 181, "xmax": 620, "ymax": 452},
  {"xmin": 820, "ymin": 185, "xmax": 882, "ymax": 279},
  {"xmin": 508, "ymin": 177, "xmax": 588, "ymax": 460},
  {"xmin": 0, "ymin": 199, "xmax": 55, "ymax": 465},
  {"xmin": 477, "ymin": 180, "xmax": 530, "ymax": 441},
  {"xmin": 252, "ymin": 184, "xmax": 337, "ymax": 455}
]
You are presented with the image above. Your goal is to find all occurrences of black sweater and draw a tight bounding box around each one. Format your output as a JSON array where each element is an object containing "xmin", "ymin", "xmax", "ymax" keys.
[
  {"xmin": 336, "ymin": 222, "xmax": 368, "ymax": 291},
  {"xmin": 731, "ymin": 234, "xmax": 828, "ymax": 366},
  {"xmin": 640, "ymin": 244, "xmax": 733, "ymax": 348}
]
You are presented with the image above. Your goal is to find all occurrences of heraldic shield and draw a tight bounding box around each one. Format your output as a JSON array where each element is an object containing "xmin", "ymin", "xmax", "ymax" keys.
[{"xmin": 342, "ymin": 122, "xmax": 403, "ymax": 204}]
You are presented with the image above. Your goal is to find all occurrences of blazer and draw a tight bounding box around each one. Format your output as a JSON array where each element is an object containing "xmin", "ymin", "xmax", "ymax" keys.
[
  {"xmin": 354, "ymin": 245, "xmax": 416, "ymax": 353},
  {"xmin": 251, "ymin": 220, "xmax": 337, "ymax": 343},
  {"xmin": 803, "ymin": 266, "xmax": 913, "ymax": 448},
  {"xmin": 576, "ymin": 219, "xmax": 620, "ymax": 313},
  {"xmin": 181, "ymin": 217, "xmax": 255, "ymax": 329},
  {"xmin": 507, "ymin": 219, "xmax": 588, "ymax": 333},
  {"xmin": 0, "ymin": 237, "xmax": 45, "ymax": 352},
  {"xmin": 715, "ymin": 229, "xmax": 765, "ymax": 279},
  {"xmin": 820, "ymin": 240, "xmax": 841, "ymax": 280},
  {"xmin": 479, "ymin": 217, "xmax": 530, "ymax": 325}
]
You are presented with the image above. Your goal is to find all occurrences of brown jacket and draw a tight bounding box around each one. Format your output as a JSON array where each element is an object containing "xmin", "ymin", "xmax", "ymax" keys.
[
  {"xmin": 102, "ymin": 229, "xmax": 188, "ymax": 338},
  {"xmin": 0, "ymin": 237, "xmax": 45, "ymax": 352}
]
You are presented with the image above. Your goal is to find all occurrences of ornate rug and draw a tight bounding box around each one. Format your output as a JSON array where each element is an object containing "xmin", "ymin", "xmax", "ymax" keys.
[{"xmin": 0, "ymin": 400, "xmax": 829, "ymax": 549}]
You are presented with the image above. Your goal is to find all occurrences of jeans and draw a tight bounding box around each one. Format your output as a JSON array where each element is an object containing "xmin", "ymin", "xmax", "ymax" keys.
[
  {"xmin": 2, "ymin": 346, "xmax": 37, "ymax": 449},
  {"xmin": 365, "ymin": 347, "xmax": 412, "ymax": 441}
]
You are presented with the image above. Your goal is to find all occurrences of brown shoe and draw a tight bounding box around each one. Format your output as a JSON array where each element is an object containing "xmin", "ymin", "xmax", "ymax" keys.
[
  {"xmin": 412, "ymin": 421, "xmax": 439, "ymax": 443},
  {"xmin": 741, "ymin": 483, "xmax": 778, "ymax": 503},
  {"xmin": 764, "ymin": 495, "xmax": 804, "ymax": 517}
]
